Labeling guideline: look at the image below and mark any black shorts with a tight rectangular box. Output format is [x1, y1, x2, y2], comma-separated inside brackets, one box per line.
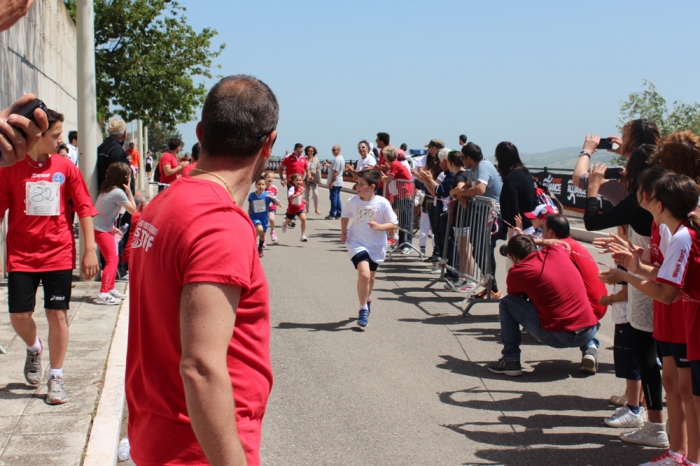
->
[146, 163, 153, 172]
[351, 251, 378, 272]
[286, 211, 305, 220]
[657, 341, 690, 368]
[8, 270, 73, 313]
[691, 361, 700, 396]
[614, 323, 641, 380]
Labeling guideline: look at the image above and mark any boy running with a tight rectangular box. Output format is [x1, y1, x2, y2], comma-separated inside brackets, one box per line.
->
[340, 170, 398, 328]
[282, 173, 308, 242]
[248, 176, 281, 258]
[0, 109, 99, 404]
[264, 171, 279, 243]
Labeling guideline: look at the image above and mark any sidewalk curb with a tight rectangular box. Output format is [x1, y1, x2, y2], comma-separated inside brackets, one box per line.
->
[83, 295, 129, 466]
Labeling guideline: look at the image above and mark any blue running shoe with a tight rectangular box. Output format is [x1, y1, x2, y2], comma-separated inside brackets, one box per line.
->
[357, 309, 369, 328]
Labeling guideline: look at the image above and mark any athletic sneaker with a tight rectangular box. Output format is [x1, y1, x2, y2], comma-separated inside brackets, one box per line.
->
[604, 405, 646, 428]
[258, 249, 264, 258]
[581, 345, 598, 374]
[639, 450, 686, 465]
[282, 223, 287, 233]
[621, 421, 670, 448]
[487, 358, 522, 377]
[46, 375, 67, 405]
[24, 337, 43, 385]
[300, 234, 308, 242]
[289, 221, 296, 228]
[96, 293, 121, 305]
[271, 231, 278, 243]
[471, 289, 502, 300]
[610, 393, 628, 406]
[387, 238, 397, 247]
[109, 289, 127, 299]
[325, 215, 335, 220]
[401, 247, 412, 255]
[357, 309, 369, 328]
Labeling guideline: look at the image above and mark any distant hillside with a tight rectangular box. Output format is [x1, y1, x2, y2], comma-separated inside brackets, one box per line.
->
[520, 147, 616, 169]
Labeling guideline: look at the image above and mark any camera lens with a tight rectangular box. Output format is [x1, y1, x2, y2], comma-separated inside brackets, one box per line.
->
[499, 244, 508, 257]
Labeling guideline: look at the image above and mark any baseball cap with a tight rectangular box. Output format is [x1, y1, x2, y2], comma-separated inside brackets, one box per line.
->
[424, 138, 445, 148]
[108, 118, 126, 134]
[524, 204, 558, 219]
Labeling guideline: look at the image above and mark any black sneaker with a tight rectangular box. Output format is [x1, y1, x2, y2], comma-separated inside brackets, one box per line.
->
[289, 221, 296, 228]
[424, 255, 440, 263]
[325, 215, 335, 220]
[581, 345, 598, 374]
[487, 358, 522, 376]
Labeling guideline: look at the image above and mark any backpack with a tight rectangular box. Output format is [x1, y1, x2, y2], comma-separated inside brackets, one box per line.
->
[153, 161, 161, 182]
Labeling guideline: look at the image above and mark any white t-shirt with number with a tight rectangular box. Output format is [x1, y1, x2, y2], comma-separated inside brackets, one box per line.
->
[342, 195, 398, 264]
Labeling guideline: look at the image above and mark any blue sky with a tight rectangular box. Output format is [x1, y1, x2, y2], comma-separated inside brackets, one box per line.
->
[176, 0, 700, 161]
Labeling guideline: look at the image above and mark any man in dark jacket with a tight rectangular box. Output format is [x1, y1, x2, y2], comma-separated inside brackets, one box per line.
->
[97, 118, 134, 193]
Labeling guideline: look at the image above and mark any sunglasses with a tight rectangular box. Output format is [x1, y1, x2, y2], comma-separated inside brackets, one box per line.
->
[358, 145, 367, 149]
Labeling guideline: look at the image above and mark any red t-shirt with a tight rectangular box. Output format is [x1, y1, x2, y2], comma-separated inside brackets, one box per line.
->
[286, 185, 305, 215]
[121, 209, 141, 264]
[562, 237, 608, 320]
[281, 155, 308, 181]
[650, 222, 687, 344]
[181, 161, 197, 177]
[0, 155, 97, 272]
[265, 185, 278, 212]
[506, 245, 597, 332]
[126, 176, 273, 466]
[386, 160, 414, 203]
[159, 152, 179, 183]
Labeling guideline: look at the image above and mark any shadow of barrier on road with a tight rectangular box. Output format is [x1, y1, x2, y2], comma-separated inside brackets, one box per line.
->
[276, 317, 359, 332]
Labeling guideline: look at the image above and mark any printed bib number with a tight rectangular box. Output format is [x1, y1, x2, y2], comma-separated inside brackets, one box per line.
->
[26, 181, 60, 216]
[252, 199, 266, 213]
[357, 206, 376, 224]
[293, 195, 302, 206]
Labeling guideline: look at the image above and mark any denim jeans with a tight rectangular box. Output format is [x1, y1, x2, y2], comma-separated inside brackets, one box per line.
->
[499, 294, 598, 361]
[329, 186, 342, 217]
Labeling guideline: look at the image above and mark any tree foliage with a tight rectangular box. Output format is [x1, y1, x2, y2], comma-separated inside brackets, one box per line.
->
[64, 0, 224, 129]
[614, 81, 700, 165]
[147, 124, 182, 154]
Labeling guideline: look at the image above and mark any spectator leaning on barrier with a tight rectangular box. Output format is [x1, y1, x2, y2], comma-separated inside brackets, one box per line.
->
[415, 139, 445, 262]
[0, 108, 99, 404]
[382, 146, 414, 254]
[325, 145, 345, 219]
[488, 235, 599, 377]
[126, 75, 277, 466]
[457, 142, 504, 298]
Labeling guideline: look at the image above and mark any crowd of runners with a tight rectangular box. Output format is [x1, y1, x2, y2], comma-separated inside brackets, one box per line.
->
[2, 75, 700, 466]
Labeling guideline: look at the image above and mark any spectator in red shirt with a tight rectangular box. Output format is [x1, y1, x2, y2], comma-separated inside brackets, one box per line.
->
[126, 75, 278, 466]
[278, 143, 311, 187]
[488, 235, 599, 377]
[539, 214, 609, 320]
[158, 137, 189, 190]
[381, 146, 414, 252]
[181, 142, 199, 176]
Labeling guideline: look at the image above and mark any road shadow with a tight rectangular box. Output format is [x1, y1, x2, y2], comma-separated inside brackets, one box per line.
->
[0, 382, 38, 400]
[398, 313, 499, 326]
[436, 355, 580, 383]
[276, 318, 357, 332]
[438, 387, 612, 412]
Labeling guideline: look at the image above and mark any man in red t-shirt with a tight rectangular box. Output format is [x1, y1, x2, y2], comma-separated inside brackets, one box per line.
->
[126, 75, 277, 466]
[0, 109, 99, 404]
[158, 137, 189, 189]
[488, 235, 599, 377]
[278, 143, 311, 186]
[540, 214, 608, 320]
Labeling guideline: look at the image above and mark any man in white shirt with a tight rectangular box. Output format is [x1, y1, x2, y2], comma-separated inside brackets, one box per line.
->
[67, 131, 78, 167]
[325, 145, 345, 219]
[345, 140, 376, 179]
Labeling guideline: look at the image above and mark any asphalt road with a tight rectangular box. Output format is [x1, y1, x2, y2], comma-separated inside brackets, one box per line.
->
[259, 183, 665, 466]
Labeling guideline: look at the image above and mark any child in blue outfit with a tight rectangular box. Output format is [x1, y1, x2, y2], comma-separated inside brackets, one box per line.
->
[248, 176, 281, 258]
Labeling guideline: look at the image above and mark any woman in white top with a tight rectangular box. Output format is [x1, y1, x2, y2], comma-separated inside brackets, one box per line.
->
[94, 162, 136, 305]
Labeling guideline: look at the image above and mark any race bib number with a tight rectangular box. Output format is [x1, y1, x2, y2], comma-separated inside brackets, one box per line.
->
[293, 195, 303, 206]
[26, 181, 61, 216]
[252, 199, 266, 213]
[357, 206, 376, 223]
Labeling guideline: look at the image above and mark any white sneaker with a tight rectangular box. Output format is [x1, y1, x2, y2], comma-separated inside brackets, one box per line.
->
[604, 405, 646, 428]
[401, 247, 412, 255]
[610, 393, 628, 406]
[96, 293, 121, 305]
[639, 450, 686, 466]
[621, 421, 670, 448]
[109, 289, 127, 299]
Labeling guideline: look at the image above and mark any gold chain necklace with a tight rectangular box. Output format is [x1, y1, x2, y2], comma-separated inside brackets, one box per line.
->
[192, 168, 236, 205]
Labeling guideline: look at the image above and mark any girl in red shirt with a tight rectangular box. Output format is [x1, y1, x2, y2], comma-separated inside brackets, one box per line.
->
[282, 174, 308, 242]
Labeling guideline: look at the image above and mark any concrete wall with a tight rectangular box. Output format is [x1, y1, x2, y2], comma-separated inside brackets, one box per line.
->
[0, 0, 78, 137]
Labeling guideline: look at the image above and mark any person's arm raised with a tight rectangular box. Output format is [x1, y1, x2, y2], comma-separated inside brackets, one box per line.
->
[573, 134, 600, 188]
[180, 283, 248, 466]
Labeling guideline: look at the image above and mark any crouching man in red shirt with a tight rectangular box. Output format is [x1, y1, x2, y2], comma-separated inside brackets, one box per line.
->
[488, 235, 599, 377]
[126, 75, 278, 466]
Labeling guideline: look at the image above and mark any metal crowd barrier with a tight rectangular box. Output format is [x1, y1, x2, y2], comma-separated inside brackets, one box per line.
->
[383, 179, 424, 258]
[427, 195, 501, 315]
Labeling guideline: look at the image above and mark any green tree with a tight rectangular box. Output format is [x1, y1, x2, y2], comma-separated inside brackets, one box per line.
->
[64, 0, 224, 128]
[614, 81, 700, 165]
[147, 124, 182, 154]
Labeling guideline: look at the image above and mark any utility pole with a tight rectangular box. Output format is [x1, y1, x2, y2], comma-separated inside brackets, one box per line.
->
[76, 0, 99, 280]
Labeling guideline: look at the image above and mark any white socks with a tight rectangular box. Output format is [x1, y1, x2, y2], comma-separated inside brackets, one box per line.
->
[27, 337, 42, 353]
[48, 368, 63, 378]
[360, 304, 368, 311]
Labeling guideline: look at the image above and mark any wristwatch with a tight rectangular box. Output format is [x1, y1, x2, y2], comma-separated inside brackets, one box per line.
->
[579, 150, 591, 158]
